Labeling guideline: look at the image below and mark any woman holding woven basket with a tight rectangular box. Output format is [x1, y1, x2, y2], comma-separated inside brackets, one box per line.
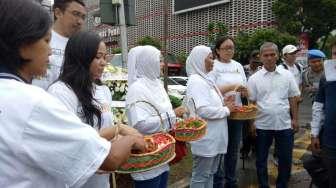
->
[209, 36, 248, 188]
[48, 31, 143, 188]
[185, 45, 236, 188]
[126, 45, 183, 188]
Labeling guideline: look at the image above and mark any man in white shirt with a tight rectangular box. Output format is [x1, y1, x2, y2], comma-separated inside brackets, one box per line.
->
[248, 42, 300, 188]
[280, 45, 303, 100]
[33, 0, 86, 89]
[280, 45, 302, 87]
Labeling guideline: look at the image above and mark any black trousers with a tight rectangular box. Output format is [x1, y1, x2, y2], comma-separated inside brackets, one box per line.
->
[303, 154, 329, 188]
[322, 146, 336, 188]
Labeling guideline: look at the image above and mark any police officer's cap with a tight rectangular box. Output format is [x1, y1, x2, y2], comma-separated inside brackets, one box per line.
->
[308, 49, 326, 59]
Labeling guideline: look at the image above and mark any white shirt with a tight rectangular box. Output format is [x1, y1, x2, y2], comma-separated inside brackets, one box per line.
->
[0, 78, 110, 188]
[126, 80, 175, 181]
[48, 81, 114, 188]
[209, 59, 247, 105]
[125, 46, 174, 181]
[32, 30, 68, 90]
[311, 102, 324, 137]
[247, 67, 300, 130]
[279, 62, 302, 86]
[187, 74, 230, 157]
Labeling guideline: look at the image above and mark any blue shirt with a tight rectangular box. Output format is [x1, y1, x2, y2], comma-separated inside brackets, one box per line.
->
[315, 77, 336, 149]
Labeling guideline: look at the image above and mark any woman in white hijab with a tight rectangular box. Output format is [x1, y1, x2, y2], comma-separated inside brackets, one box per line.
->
[126, 45, 176, 188]
[185, 45, 235, 188]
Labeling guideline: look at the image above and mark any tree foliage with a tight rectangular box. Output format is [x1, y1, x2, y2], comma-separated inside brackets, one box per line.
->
[235, 29, 297, 64]
[207, 22, 229, 47]
[176, 52, 188, 76]
[111, 47, 121, 54]
[273, 0, 336, 48]
[318, 34, 336, 57]
[137, 36, 162, 50]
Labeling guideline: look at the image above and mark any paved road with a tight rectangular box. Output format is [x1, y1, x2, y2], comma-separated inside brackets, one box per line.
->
[238, 94, 314, 188]
[169, 94, 315, 188]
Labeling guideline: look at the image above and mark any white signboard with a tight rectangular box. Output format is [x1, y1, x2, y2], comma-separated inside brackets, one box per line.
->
[324, 59, 336, 82]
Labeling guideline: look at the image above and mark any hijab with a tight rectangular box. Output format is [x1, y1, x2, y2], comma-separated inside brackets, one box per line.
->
[127, 46, 142, 86]
[126, 45, 173, 122]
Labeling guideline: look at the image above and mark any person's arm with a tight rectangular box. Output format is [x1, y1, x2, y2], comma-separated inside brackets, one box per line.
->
[197, 106, 231, 120]
[288, 73, 301, 132]
[289, 96, 299, 132]
[174, 106, 187, 118]
[247, 76, 258, 136]
[310, 77, 326, 152]
[99, 124, 142, 140]
[311, 102, 324, 137]
[21, 94, 146, 187]
[218, 84, 238, 94]
[298, 84, 303, 102]
[127, 106, 175, 134]
[100, 135, 145, 171]
[248, 100, 257, 137]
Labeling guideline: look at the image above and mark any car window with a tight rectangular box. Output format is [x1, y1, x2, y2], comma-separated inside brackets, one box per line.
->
[109, 54, 122, 67]
[173, 78, 187, 86]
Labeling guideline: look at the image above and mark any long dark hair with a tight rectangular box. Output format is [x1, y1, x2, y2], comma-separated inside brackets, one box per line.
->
[0, 0, 51, 73]
[59, 31, 102, 128]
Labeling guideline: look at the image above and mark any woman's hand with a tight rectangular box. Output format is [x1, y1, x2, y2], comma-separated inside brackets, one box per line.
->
[99, 124, 142, 140]
[174, 106, 187, 117]
[224, 95, 238, 112]
[131, 135, 147, 152]
[218, 84, 239, 94]
[235, 85, 249, 98]
[119, 124, 142, 137]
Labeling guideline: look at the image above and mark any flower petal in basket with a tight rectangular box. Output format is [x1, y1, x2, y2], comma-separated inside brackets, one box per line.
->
[229, 105, 258, 120]
[116, 133, 176, 173]
[173, 117, 207, 142]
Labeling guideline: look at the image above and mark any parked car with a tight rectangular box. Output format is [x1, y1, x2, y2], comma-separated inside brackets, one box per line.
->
[169, 76, 188, 86]
[163, 77, 187, 99]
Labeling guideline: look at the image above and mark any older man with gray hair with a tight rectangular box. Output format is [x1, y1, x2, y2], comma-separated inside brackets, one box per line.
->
[247, 42, 300, 188]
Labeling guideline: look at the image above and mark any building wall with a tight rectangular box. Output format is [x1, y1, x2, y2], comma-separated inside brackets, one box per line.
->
[87, 0, 276, 55]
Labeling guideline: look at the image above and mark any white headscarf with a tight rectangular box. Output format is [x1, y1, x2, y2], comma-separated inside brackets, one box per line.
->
[127, 46, 142, 86]
[126, 45, 173, 115]
[186, 45, 214, 85]
[185, 45, 224, 113]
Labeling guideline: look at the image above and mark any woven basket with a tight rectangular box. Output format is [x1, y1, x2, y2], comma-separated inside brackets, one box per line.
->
[229, 105, 258, 120]
[116, 100, 176, 173]
[172, 98, 207, 142]
[173, 117, 207, 142]
[116, 133, 176, 173]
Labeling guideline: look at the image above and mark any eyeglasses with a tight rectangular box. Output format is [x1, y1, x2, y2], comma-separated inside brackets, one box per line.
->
[66, 10, 86, 20]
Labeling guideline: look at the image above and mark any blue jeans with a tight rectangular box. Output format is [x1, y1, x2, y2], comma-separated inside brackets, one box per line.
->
[190, 154, 221, 188]
[255, 129, 294, 188]
[133, 171, 169, 188]
[214, 120, 243, 188]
